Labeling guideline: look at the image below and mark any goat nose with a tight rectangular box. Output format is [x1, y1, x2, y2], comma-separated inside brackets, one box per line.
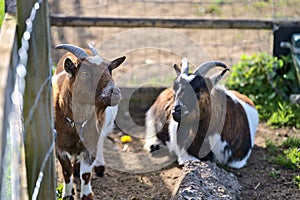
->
[172, 104, 181, 122]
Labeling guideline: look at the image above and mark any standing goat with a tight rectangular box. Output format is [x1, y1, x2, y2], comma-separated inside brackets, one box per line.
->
[53, 44, 125, 199]
[145, 58, 259, 168]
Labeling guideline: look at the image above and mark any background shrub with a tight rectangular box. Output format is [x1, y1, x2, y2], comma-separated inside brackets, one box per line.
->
[226, 53, 300, 128]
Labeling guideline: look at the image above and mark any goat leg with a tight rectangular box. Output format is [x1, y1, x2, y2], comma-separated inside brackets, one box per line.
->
[80, 154, 95, 200]
[57, 153, 74, 199]
[93, 134, 106, 177]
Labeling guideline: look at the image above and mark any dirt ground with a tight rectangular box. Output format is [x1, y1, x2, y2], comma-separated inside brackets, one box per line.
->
[56, 122, 300, 200]
[51, 1, 300, 199]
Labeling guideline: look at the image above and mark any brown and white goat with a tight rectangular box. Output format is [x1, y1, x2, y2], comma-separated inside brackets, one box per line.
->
[145, 58, 259, 168]
[53, 44, 125, 199]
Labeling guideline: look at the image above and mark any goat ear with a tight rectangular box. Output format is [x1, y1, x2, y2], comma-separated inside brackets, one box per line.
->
[210, 68, 230, 85]
[108, 56, 126, 71]
[173, 64, 181, 76]
[64, 58, 76, 77]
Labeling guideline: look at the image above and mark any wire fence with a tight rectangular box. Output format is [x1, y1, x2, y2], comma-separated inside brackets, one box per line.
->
[49, 0, 300, 86]
[1, 0, 300, 199]
[1, 0, 55, 199]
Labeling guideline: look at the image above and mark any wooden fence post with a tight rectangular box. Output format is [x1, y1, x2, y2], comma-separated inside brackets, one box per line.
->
[0, 13, 17, 199]
[17, 0, 55, 199]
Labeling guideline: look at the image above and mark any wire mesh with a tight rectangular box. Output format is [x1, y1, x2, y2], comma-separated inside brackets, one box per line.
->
[48, 0, 300, 87]
[1, 0, 55, 199]
[1, 0, 298, 199]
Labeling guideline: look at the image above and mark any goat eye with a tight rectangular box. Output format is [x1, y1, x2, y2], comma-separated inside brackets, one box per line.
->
[80, 71, 88, 76]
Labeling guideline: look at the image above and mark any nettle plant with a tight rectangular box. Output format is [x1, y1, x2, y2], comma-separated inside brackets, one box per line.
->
[226, 53, 300, 128]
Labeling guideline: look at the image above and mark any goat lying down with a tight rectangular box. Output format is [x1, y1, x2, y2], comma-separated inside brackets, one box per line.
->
[144, 59, 259, 168]
[53, 44, 125, 199]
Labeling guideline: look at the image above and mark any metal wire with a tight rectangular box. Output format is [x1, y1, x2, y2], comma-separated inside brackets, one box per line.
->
[6, 0, 56, 199]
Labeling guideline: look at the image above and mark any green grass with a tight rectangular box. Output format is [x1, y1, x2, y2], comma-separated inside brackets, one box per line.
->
[225, 53, 300, 128]
[267, 138, 300, 169]
[266, 138, 300, 187]
[0, 0, 4, 28]
[270, 167, 281, 179]
[56, 183, 63, 200]
[266, 140, 279, 155]
[282, 137, 300, 148]
[294, 175, 300, 189]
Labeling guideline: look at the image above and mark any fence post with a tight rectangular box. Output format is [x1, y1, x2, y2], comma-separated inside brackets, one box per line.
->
[0, 13, 17, 199]
[16, 0, 56, 199]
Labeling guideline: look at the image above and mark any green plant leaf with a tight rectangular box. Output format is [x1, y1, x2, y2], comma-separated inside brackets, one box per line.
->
[225, 52, 300, 128]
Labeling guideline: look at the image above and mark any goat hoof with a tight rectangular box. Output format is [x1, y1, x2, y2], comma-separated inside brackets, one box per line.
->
[73, 162, 80, 177]
[94, 165, 105, 177]
[63, 196, 74, 200]
[81, 193, 94, 200]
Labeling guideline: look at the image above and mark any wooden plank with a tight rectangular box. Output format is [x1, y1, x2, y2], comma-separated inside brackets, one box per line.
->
[17, 0, 56, 199]
[0, 13, 17, 196]
[50, 16, 300, 30]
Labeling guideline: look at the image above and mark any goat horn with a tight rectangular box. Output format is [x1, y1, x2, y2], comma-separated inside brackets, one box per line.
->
[88, 43, 99, 56]
[193, 61, 228, 76]
[210, 68, 230, 85]
[55, 44, 89, 59]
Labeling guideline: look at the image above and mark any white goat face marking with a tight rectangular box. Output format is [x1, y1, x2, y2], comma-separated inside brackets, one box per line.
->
[181, 57, 189, 74]
[87, 55, 103, 65]
[181, 74, 196, 83]
[172, 74, 200, 122]
[101, 82, 114, 98]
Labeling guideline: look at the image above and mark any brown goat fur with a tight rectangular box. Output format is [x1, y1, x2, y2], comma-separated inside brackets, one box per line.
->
[229, 90, 255, 107]
[145, 61, 258, 168]
[53, 44, 125, 199]
[147, 88, 174, 144]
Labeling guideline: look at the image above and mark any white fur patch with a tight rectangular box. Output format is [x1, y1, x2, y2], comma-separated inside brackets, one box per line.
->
[181, 57, 189, 74]
[63, 179, 73, 198]
[144, 109, 161, 151]
[101, 105, 118, 137]
[87, 55, 103, 65]
[181, 74, 196, 82]
[100, 82, 114, 99]
[228, 149, 252, 169]
[79, 160, 93, 197]
[94, 105, 118, 166]
[52, 70, 66, 84]
[61, 151, 73, 161]
[208, 133, 232, 165]
[167, 119, 199, 165]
